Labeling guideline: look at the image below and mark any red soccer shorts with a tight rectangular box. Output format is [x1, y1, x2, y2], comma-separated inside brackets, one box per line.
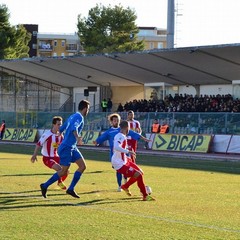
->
[117, 159, 142, 178]
[42, 156, 60, 169]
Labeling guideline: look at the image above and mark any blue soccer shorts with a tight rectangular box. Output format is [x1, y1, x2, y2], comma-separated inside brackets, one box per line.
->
[58, 145, 83, 166]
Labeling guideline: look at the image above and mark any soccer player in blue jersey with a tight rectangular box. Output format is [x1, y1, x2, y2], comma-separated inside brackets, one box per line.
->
[94, 113, 150, 191]
[40, 100, 90, 199]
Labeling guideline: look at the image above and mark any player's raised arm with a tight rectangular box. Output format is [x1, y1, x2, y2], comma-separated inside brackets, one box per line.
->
[128, 130, 151, 142]
[140, 135, 151, 142]
[94, 131, 108, 145]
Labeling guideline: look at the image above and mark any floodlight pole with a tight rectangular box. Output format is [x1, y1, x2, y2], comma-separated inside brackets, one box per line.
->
[167, 0, 175, 48]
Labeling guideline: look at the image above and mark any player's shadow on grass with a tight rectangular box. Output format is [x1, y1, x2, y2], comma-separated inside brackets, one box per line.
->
[0, 192, 66, 201]
[0, 195, 110, 210]
[0, 202, 75, 211]
[0, 190, 40, 195]
[85, 170, 104, 174]
[0, 190, 141, 210]
[1, 173, 53, 177]
[75, 197, 141, 206]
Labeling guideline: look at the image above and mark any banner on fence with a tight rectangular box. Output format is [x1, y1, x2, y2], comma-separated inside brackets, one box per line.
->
[2, 128, 37, 142]
[152, 134, 212, 153]
[81, 131, 99, 146]
[145, 133, 155, 149]
[227, 135, 240, 154]
[211, 135, 232, 153]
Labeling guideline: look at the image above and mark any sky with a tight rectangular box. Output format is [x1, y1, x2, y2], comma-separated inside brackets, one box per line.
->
[2, 0, 240, 47]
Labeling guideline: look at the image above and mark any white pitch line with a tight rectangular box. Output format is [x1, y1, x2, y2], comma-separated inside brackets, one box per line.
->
[75, 204, 240, 234]
[1, 191, 240, 234]
[44, 197, 240, 234]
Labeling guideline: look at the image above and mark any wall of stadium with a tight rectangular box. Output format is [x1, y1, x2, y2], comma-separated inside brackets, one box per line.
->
[0, 72, 63, 112]
[111, 86, 144, 104]
[144, 83, 234, 102]
[199, 84, 232, 96]
[178, 84, 233, 96]
[73, 87, 100, 111]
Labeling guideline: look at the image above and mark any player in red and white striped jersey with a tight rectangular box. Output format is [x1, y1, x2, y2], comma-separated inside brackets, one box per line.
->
[31, 116, 68, 190]
[127, 110, 142, 163]
[112, 120, 155, 201]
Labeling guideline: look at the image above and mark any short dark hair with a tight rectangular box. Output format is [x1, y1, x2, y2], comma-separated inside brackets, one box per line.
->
[78, 100, 90, 111]
[127, 110, 134, 115]
[119, 120, 129, 129]
[52, 116, 62, 124]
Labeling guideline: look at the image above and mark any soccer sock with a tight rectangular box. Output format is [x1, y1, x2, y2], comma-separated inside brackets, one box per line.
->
[123, 176, 137, 188]
[116, 172, 122, 187]
[68, 171, 82, 191]
[57, 175, 67, 183]
[43, 172, 60, 189]
[60, 174, 68, 182]
[137, 175, 147, 197]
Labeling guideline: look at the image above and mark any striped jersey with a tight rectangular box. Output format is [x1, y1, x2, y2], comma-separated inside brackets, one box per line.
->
[37, 130, 63, 157]
[128, 119, 141, 132]
[112, 132, 129, 170]
[127, 120, 141, 142]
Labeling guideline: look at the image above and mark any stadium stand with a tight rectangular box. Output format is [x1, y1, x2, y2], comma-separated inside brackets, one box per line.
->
[122, 94, 240, 113]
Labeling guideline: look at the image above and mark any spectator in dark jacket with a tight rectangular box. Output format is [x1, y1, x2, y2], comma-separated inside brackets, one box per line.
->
[107, 98, 113, 112]
[117, 103, 124, 112]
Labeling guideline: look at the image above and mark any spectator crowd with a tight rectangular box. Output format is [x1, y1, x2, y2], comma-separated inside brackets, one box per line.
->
[117, 94, 240, 113]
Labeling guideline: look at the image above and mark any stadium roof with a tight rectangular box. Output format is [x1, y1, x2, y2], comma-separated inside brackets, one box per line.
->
[0, 43, 240, 88]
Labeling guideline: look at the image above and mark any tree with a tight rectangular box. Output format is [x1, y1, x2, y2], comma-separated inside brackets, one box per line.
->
[0, 4, 30, 59]
[77, 4, 145, 54]
[6, 25, 31, 59]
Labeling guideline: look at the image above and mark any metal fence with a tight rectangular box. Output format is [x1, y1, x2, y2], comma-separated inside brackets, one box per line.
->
[1, 111, 240, 135]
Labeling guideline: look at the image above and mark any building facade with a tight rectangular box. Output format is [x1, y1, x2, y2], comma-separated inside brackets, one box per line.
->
[37, 33, 83, 57]
[23, 25, 166, 57]
[137, 27, 167, 50]
[23, 24, 38, 57]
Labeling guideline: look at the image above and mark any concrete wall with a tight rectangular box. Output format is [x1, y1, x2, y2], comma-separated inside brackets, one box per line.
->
[200, 84, 232, 96]
[178, 84, 233, 96]
[111, 86, 144, 106]
[60, 88, 71, 106]
[179, 85, 196, 95]
[73, 87, 100, 111]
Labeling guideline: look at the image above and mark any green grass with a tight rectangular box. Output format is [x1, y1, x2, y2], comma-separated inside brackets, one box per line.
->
[0, 144, 240, 240]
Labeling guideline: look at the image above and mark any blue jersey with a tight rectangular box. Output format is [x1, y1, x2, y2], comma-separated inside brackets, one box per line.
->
[60, 112, 84, 148]
[95, 127, 141, 159]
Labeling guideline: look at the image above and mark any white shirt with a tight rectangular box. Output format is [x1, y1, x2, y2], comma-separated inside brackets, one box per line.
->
[127, 119, 141, 140]
[111, 132, 129, 170]
[37, 130, 63, 157]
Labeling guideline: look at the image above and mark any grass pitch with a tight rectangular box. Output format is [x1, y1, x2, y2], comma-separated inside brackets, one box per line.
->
[0, 143, 240, 240]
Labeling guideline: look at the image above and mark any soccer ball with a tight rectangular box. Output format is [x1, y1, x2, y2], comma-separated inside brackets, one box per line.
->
[145, 185, 152, 195]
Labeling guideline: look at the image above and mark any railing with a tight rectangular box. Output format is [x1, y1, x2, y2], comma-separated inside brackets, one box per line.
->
[38, 44, 53, 51]
[66, 46, 78, 51]
[59, 96, 73, 112]
[0, 111, 240, 135]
